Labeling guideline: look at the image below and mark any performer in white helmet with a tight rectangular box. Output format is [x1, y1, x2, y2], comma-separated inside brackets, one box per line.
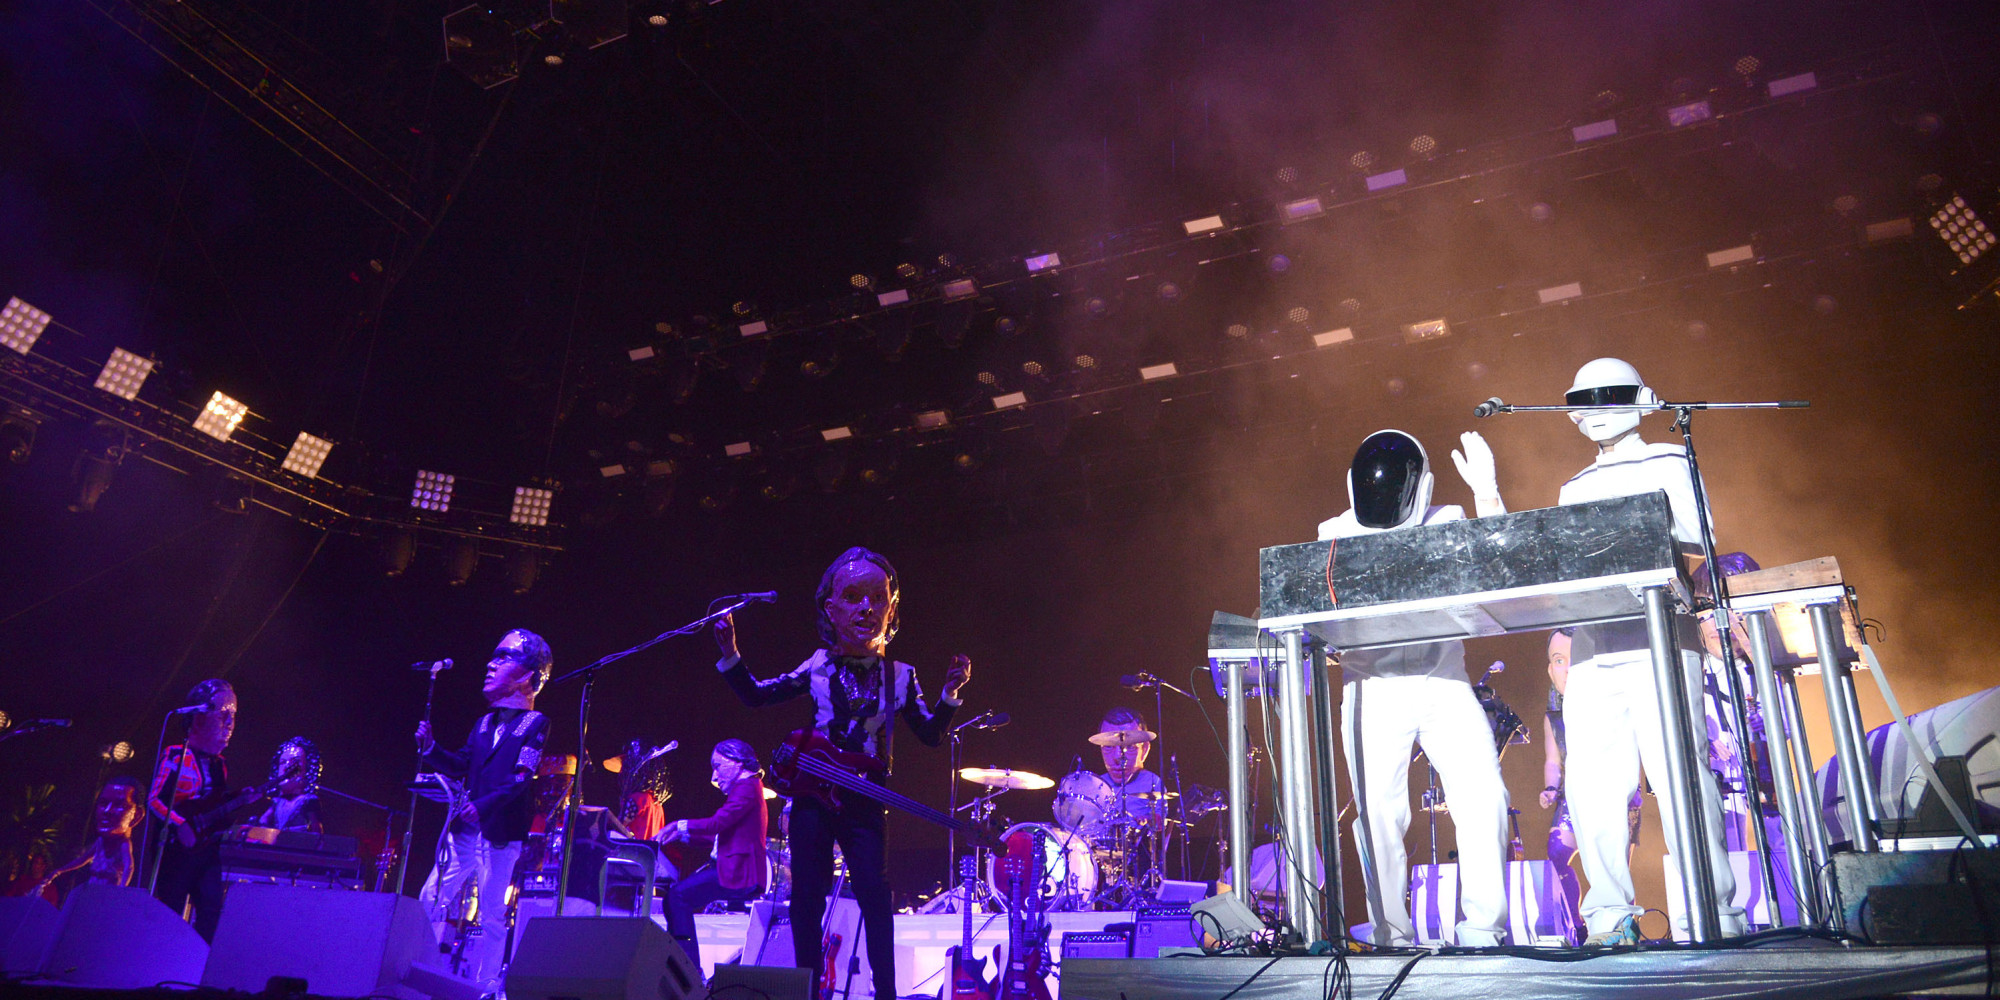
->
[1555, 357, 1746, 944]
[1319, 428, 1511, 947]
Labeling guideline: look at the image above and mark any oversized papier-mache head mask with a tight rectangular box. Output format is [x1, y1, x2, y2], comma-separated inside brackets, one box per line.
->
[1348, 429, 1434, 530]
[1566, 357, 1659, 444]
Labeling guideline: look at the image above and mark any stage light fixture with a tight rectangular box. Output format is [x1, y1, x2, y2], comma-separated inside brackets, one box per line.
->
[1706, 244, 1756, 268]
[756, 467, 799, 502]
[69, 424, 126, 513]
[599, 464, 628, 478]
[1667, 100, 1713, 127]
[1537, 282, 1583, 304]
[505, 549, 542, 594]
[1733, 55, 1762, 77]
[510, 486, 554, 526]
[1025, 252, 1062, 273]
[1021, 360, 1044, 376]
[723, 441, 755, 458]
[1930, 196, 1995, 265]
[1279, 197, 1324, 223]
[442, 5, 521, 89]
[0, 298, 52, 355]
[282, 432, 334, 479]
[1865, 218, 1914, 243]
[913, 409, 951, 432]
[0, 413, 34, 464]
[1408, 134, 1437, 156]
[821, 426, 854, 442]
[381, 532, 416, 577]
[991, 391, 1026, 410]
[738, 320, 769, 337]
[1074, 354, 1097, 369]
[1365, 169, 1408, 192]
[1266, 254, 1291, 273]
[976, 370, 999, 386]
[444, 537, 478, 586]
[628, 345, 657, 361]
[1285, 306, 1310, 324]
[94, 348, 155, 400]
[855, 445, 898, 486]
[1275, 166, 1299, 184]
[1156, 281, 1182, 301]
[1140, 363, 1178, 381]
[1768, 72, 1816, 98]
[412, 470, 455, 512]
[1401, 318, 1451, 343]
[849, 273, 875, 290]
[941, 278, 979, 302]
[1225, 323, 1250, 339]
[643, 461, 677, 517]
[102, 741, 134, 763]
[1183, 215, 1225, 235]
[1313, 328, 1355, 347]
[876, 289, 910, 307]
[192, 391, 249, 442]
[1348, 151, 1375, 170]
[1572, 119, 1617, 143]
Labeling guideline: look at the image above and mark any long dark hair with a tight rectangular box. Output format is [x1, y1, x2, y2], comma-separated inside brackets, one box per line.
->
[714, 738, 763, 776]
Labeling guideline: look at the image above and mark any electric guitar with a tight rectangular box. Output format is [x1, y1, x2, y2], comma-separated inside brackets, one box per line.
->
[768, 730, 1003, 849]
[943, 856, 993, 1000]
[994, 830, 1053, 1000]
[181, 754, 307, 842]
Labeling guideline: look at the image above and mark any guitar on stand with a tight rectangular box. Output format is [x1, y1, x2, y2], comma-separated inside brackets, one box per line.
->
[769, 730, 1003, 849]
[821, 867, 847, 1000]
[943, 856, 993, 1000]
[994, 830, 1053, 1000]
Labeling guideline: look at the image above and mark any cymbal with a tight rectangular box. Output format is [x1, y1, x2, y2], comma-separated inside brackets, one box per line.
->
[1122, 790, 1178, 800]
[958, 767, 1054, 790]
[1087, 729, 1157, 747]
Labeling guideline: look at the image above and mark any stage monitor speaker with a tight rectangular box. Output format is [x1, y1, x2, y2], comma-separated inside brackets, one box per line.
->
[505, 916, 703, 1000]
[201, 883, 436, 998]
[35, 884, 208, 989]
[742, 896, 864, 982]
[1131, 906, 1199, 958]
[705, 963, 811, 1000]
[0, 895, 59, 976]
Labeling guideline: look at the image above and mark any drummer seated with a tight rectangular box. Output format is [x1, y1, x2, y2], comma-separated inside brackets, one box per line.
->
[1096, 707, 1167, 830]
[659, 740, 769, 968]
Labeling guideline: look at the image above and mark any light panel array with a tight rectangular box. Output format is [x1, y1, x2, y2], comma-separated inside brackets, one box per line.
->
[1930, 196, 1995, 265]
[192, 391, 249, 442]
[509, 486, 553, 527]
[282, 432, 334, 478]
[95, 348, 156, 400]
[412, 470, 455, 512]
[0, 298, 52, 355]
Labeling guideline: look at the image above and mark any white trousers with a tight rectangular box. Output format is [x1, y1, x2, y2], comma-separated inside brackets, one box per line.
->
[424, 830, 524, 989]
[1564, 654, 1746, 936]
[1342, 675, 1510, 946]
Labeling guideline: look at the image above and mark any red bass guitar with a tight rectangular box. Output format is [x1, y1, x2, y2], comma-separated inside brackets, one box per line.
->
[943, 856, 993, 1000]
[768, 729, 1002, 849]
[993, 829, 1053, 1000]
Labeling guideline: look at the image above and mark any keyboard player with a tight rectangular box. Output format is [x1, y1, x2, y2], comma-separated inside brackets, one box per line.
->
[1320, 428, 1511, 947]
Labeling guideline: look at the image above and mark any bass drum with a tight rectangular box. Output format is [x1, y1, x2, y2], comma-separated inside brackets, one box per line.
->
[986, 822, 1096, 910]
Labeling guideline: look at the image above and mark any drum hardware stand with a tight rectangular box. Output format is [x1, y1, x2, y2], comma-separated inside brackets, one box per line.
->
[943, 710, 1006, 899]
[1478, 392, 1807, 941]
[547, 593, 770, 912]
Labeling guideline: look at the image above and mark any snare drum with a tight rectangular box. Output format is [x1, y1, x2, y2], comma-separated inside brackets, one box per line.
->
[1053, 771, 1113, 836]
[986, 822, 1097, 909]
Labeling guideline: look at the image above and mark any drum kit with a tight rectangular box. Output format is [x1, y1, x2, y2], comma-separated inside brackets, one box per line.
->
[942, 727, 1225, 911]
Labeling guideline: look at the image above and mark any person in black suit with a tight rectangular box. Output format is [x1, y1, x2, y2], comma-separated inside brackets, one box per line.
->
[415, 629, 552, 990]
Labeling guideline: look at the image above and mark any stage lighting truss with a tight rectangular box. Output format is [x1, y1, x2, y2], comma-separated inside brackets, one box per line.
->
[94, 348, 155, 400]
[0, 298, 52, 355]
[282, 432, 334, 479]
[412, 469, 455, 512]
[509, 485, 553, 527]
[192, 391, 250, 442]
[1930, 195, 1995, 266]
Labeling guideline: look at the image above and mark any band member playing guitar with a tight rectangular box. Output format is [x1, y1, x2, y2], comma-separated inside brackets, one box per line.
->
[148, 679, 241, 941]
[414, 629, 553, 992]
[714, 547, 971, 1000]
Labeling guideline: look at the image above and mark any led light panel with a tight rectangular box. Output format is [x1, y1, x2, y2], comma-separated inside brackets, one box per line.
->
[510, 486, 553, 527]
[0, 298, 52, 355]
[282, 432, 334, 478]
[192, 391, 249, 441]
[95, 348, 155, 400]
[412, 469, 455, 512]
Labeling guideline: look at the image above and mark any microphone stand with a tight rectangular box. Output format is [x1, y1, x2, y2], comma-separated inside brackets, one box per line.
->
[397, 665, 447, 895]
[1475, 393, 1806, 928]
[548, 595, 767, 910]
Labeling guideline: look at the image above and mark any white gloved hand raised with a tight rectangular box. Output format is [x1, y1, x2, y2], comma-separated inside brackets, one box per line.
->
[1450, 430, 1500, 500]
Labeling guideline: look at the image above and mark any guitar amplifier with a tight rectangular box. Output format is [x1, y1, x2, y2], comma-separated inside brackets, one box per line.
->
[1131, 906, 1199, 958]
[1059, 931, 1130, 960]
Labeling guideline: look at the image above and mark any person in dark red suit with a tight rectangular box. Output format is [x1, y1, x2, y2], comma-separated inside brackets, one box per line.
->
[659, 738, 769, 966]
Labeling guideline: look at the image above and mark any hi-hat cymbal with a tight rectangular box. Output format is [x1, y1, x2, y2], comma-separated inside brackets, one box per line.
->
[1122, 790, 1179, 800]
[1087, 728, 1157, 747]
[958, 767, 1055, 790]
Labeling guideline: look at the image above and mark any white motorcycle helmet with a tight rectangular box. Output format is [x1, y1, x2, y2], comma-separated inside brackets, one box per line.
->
[1348, 429, 1435, 530]
[1566, 358, 1658, 444]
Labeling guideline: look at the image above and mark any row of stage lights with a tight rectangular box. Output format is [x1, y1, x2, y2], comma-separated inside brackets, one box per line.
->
[1, 298, 565, 577]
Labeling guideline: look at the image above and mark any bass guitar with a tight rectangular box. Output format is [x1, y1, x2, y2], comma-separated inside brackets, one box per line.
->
[181, 753, 307, 842]
[768, 730, 1002, 849]
[943, 856, 993, 1000]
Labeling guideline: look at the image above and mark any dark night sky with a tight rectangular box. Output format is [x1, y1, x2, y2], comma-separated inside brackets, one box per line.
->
[4, 0, 1998, 918]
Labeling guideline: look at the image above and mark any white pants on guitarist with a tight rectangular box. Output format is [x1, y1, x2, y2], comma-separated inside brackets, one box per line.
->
[424, 831, 523, 990]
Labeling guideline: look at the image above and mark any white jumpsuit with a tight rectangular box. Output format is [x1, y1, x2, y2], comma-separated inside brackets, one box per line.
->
[1558, 441, 1746, 937]
[1320, 505, 1511, 946]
